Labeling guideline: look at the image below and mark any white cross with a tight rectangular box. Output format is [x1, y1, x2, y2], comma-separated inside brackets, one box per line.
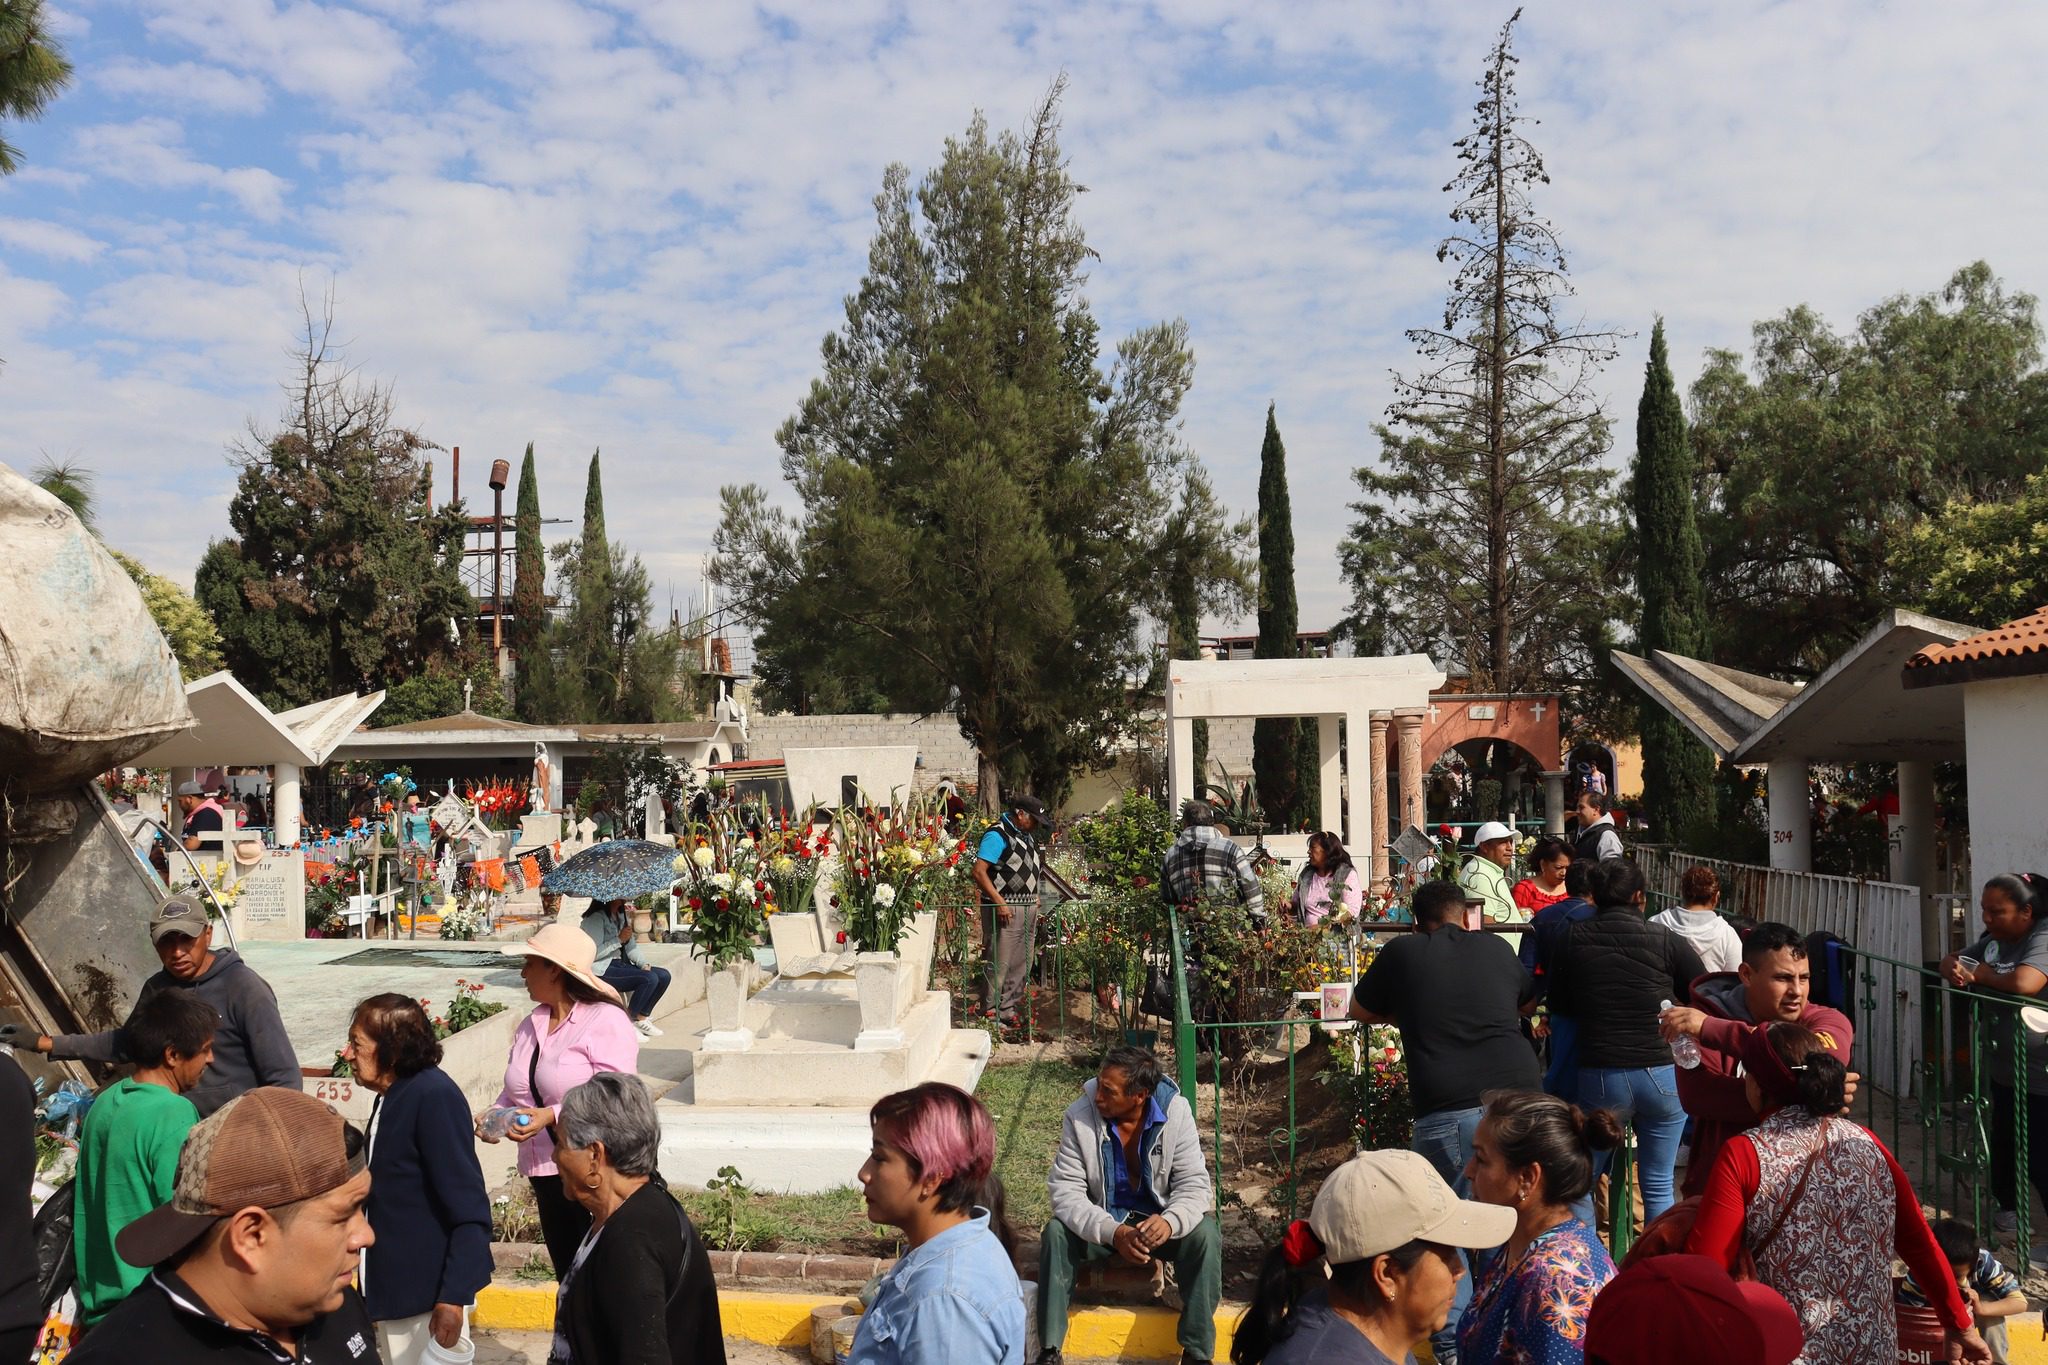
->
[1427, 703, 1440, 723]
[1528, 701, 1547, 721]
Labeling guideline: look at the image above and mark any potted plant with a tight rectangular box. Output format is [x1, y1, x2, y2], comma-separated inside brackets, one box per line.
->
[673, 835, 770, 1047]
[828, 802, 964, 1045]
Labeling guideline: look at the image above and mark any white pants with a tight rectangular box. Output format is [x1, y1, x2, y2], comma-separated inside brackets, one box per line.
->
[375, 1307, 473, 1365]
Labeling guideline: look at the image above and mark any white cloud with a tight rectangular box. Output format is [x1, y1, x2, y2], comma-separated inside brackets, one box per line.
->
[0, 217, 104, 263]
[136, 0, 413, 112]
[4, 0, 2046, 631]
[71, 118, 290, 220]
[96, 59, 270, 115]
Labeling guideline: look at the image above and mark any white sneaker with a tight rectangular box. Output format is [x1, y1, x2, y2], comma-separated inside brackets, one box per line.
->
[634, 1019, 663, 1038]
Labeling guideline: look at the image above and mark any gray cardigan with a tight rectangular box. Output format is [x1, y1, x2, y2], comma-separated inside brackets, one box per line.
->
[1048, 1077, 1211, 1245]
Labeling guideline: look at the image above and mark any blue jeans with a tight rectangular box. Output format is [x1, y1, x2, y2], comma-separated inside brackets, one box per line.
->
[602, 960, 671, 1019]
[1580, 1065, 1686, 1223]
[1413, 1105, 1488, 1363]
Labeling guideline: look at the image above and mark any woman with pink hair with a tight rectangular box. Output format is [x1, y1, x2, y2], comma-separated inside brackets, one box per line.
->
[852, 1083, 1026, 1365]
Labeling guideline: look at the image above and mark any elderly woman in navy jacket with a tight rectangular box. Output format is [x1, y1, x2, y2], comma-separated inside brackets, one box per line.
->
[343, 992, 495, 1365]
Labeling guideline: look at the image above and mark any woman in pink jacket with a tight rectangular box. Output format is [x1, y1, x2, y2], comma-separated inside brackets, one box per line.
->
[478, 921, 640, 1276]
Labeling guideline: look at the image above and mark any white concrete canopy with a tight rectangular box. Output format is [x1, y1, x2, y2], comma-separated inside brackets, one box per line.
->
[131, 672, 383, 769]
[128, 672, 385, 846]
[1165, 654, 1445, 883]
[1727, 610, 1976, 766]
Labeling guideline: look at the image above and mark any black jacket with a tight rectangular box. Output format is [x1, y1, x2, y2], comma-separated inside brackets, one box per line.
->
[69, 1270, 377, 1365]
[1546, 903, 1706, 1068]
[0, 1053, 37, 1335]
[360, 1066, 494, 1321]
[556, 1181, 724, 1365]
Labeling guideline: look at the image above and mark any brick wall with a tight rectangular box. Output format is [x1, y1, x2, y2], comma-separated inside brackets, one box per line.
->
[746, 713, 979, 788]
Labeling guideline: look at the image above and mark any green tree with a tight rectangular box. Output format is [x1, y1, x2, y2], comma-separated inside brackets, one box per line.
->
[715, 81, 1233, 807]
[194, 297, 475, 709]
[1893, 469, 2048, 626]
[570, 451, 615, 708]
[510, 443, 553, 720]
[108, 550, 224, 679]
[1338, 9, 1624, 701]
[1631, 319, 1714, 842]
[1250, 406, 1317, 830]
[29, 456, 94, 529]
[0, 0, 71, 176]
[374, 657, 509, 727]
[1690, 262, 2047, 674]
[1156, 468, 1254, 798]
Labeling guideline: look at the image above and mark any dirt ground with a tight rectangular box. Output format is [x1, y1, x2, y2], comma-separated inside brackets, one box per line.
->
[474, 1331, 804, 1364]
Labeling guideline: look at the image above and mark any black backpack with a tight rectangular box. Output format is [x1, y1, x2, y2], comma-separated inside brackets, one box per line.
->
[33, 1179, 75, 1313]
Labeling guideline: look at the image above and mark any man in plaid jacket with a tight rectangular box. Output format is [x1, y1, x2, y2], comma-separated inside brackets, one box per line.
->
[1159, 801, 1263, 920]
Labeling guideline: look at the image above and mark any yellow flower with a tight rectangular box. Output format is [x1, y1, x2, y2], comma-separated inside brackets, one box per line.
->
[692, 846, 717, 869]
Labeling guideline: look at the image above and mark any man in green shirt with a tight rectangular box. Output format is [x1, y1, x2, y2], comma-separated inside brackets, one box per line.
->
[73, 991, 218, 1324]
[1458, 820, 1523, 926]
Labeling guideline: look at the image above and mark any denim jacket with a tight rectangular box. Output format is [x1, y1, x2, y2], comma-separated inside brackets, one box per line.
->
[849, 1209, 1025, 1365]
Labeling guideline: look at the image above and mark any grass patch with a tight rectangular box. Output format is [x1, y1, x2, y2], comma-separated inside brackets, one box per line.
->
[672, 1182, 898, 1255]
[979, 1056, 1094, 1233]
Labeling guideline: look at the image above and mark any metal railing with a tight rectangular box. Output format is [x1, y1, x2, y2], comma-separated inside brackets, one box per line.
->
[1842, 946, 2042, 1257]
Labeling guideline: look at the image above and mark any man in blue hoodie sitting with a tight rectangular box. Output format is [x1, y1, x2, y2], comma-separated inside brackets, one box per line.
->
[5, 896, 300, 1116]
[1039, 1045, 1218, 1365]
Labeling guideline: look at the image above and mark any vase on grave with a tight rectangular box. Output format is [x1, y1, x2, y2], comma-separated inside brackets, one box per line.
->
[702, 960, 754, 1052]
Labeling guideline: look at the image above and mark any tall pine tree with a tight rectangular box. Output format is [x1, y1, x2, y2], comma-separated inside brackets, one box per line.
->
[1251, 406, 1317, 830]
[1339, 9, 1624, 706]
[1633, 319, 1713, 840]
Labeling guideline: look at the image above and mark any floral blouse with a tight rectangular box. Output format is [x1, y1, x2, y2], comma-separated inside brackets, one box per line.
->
[1456, 1217, 1614, 1365]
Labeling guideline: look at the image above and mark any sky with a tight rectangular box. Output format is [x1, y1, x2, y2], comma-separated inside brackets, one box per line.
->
[3, 0, 2046, 642]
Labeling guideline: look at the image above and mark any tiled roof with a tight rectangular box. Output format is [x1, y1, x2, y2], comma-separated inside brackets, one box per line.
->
[1904, 607, 2048, 687]
[372, 710, 543, 733]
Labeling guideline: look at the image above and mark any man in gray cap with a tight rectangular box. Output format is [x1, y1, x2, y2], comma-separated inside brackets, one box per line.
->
[0, 897, 300, 1115]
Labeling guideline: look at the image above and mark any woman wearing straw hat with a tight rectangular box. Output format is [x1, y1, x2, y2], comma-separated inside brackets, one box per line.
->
[1231, 1149, 1515, 1365]
[477, 922, 639, 1278]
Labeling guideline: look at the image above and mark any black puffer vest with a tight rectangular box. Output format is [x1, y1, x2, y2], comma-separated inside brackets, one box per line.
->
[1552, 904, 1704, 1068]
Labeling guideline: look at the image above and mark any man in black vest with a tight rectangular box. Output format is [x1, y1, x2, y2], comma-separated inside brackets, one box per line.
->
[973, 793, 1046, 1032]
[1574, 790, 1624, 861]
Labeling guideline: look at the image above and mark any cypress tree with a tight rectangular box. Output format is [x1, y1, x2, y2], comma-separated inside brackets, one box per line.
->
[1633, 319, 1713, 841]
[1252, 405, 1316, 829]
[509, 444, 550, 718]
[572, 449, 614, 712]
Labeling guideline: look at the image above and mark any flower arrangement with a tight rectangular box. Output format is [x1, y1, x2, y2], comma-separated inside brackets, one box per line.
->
[672, 819, 783, 969]
[438, 887, 492, 941]
[828, 800, 968, 954]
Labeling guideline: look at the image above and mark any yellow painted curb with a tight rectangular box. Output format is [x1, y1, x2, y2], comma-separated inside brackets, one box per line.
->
[2008, 1315, 2048, 1365]
[474, 1283, 1244, 1358]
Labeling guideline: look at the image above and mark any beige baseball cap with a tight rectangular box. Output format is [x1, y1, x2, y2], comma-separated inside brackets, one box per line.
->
[1311, 1149, 1515, 1263]
[149, 896, 211, 944]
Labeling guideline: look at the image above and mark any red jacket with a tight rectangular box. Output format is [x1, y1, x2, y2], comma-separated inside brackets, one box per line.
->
[1676, 971, 1854, 1197]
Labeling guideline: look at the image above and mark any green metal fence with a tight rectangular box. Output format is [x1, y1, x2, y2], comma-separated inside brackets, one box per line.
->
[1841, 946, 2040, 1257]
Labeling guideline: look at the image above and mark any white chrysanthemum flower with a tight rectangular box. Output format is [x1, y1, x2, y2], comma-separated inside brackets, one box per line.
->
[673, 853, 693, 875]
[692, 846, 716, 869]
[875, 884, 897, 908]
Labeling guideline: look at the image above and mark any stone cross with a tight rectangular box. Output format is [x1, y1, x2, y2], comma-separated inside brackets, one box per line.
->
[1427, 702, 1440, 723]
[1528, 700, 1547, 721]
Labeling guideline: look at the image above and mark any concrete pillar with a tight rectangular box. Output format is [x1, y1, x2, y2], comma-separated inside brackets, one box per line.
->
[1394, 708, 1427, 835]
[272, 763, 302, 847]
[1168, 717, 1195, 814]
[1368, 713, 1392, 893]
[1895, 759, 1940, 961]
[169, 766, 194, 835]
[1766, 758, 1812, 872]
[1542, 770, 1568, 835]
[1317, 714, 1343, 846]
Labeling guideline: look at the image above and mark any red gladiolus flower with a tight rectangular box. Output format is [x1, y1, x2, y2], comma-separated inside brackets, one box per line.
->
[836, 931, 847, 945]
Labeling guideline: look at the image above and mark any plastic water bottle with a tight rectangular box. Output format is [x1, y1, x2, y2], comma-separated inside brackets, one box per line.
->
[1662, 1000, 1702, 1069]
[479, 1107, 532, 1140]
